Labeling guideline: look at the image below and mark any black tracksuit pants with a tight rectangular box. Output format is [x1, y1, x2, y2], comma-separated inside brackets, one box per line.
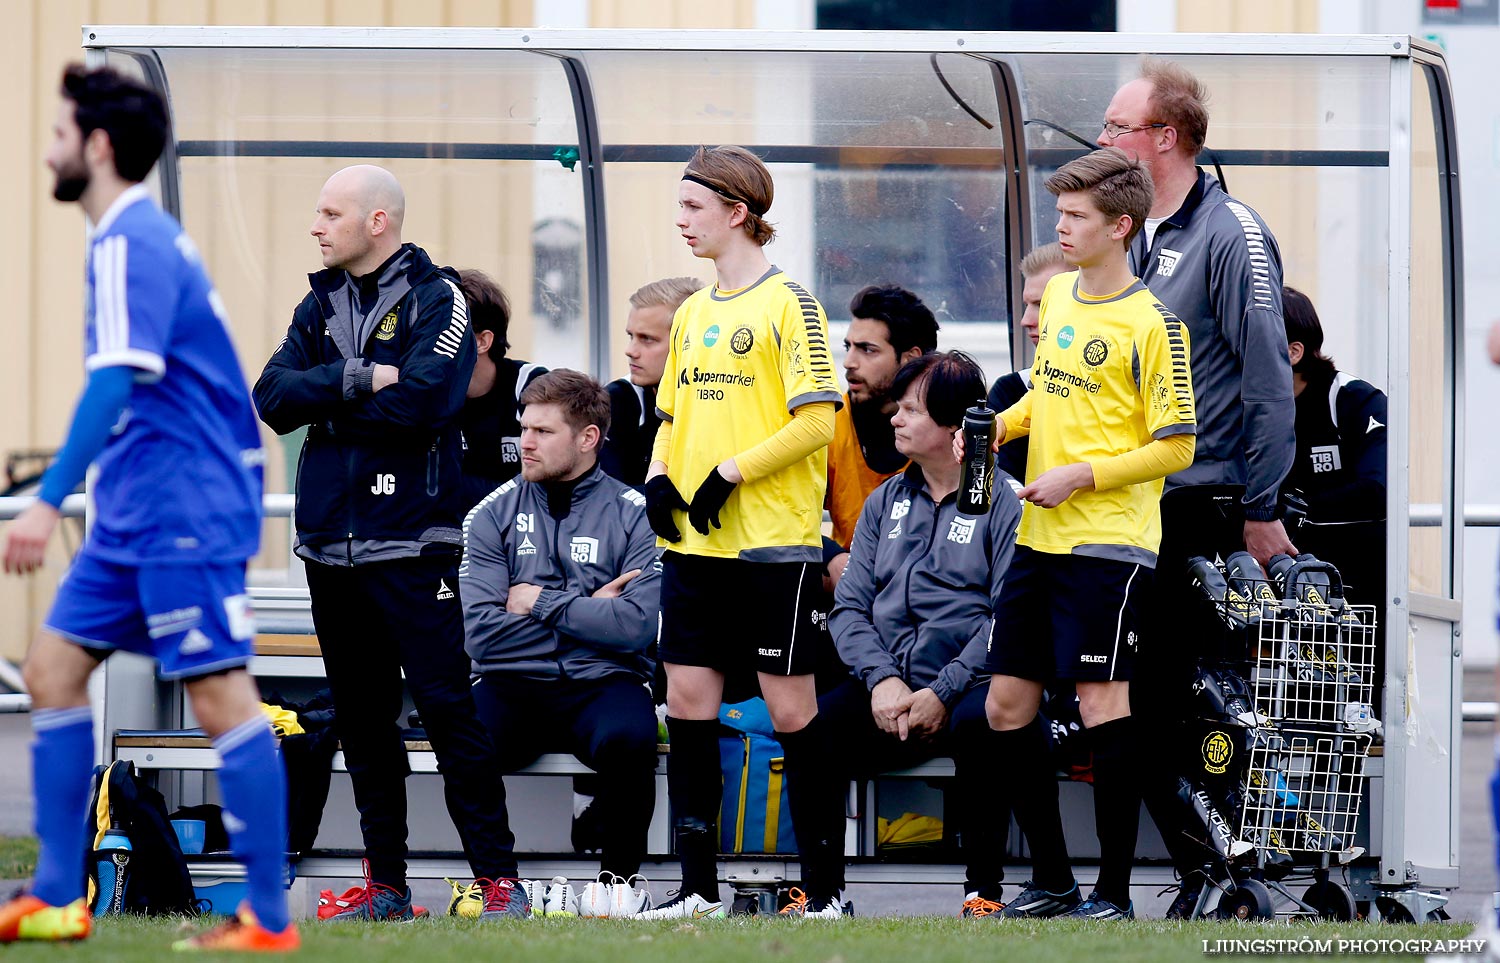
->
[1133, 486, 1247, 875]
[813, 677, 1009, 891]
[472, 673, 659, 878]
[306, 553, 517, 886]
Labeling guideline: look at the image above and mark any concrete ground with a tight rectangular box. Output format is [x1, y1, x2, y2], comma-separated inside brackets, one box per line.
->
[0, 673, 1494, 922]
[1455, 668, 1497, 925]
[0, 712, 33, 836]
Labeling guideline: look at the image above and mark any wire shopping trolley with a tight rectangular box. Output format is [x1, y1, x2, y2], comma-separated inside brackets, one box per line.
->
[1174, 553, 1379, 921]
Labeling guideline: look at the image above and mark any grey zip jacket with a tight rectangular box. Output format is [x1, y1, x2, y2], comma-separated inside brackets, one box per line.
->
[459, 465, 659, 681]
[829, 462, 1023, 707]
[1129, 170, 1294, 521]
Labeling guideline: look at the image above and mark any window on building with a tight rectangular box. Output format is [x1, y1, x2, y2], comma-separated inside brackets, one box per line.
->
[816, 0, 1116, 32]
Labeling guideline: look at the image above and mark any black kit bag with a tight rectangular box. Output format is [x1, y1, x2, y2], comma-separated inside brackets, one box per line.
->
[84, 759, 199, 916]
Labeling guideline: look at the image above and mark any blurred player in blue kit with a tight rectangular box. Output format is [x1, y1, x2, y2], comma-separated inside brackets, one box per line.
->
[0, 64, 295, 952]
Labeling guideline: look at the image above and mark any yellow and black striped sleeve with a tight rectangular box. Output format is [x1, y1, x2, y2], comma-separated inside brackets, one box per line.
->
[778, 280, 843, 413]
[1141, 302, 1196, 438]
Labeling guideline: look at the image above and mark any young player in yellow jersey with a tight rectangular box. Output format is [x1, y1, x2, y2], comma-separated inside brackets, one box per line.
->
[958, 146, 1196, 922]
[638, 146, 846, 920]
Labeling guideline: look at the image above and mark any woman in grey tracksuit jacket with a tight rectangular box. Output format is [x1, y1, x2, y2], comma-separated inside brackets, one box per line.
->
[831, 463, 1022, 704]
[820, 404, 1025, 906]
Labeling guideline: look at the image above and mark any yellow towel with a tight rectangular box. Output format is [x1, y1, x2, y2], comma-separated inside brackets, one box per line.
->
[877, 812, 944, 847]
[260, 703, 304, 736]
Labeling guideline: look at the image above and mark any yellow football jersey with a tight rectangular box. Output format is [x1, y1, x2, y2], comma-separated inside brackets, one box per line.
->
[1003, 273, 1196, 564]
[656, 267, 842, 560]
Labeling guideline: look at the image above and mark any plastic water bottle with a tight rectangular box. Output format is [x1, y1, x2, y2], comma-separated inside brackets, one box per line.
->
[93, 808, 132, 916]
[957, 401, 996, 515]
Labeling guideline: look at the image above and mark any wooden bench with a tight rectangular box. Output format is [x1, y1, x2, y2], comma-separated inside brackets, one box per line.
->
[114, 727, 677, 883]
[246, 634, 325, 679]
[252, 635, 322, 657]
[113, 730, 670, 776]
[112, 724, 1378, 912]
[176, 634, 1380, 897]
[113, 724, 981, 907]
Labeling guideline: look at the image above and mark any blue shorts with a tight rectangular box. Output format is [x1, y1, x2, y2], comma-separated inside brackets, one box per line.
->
[44, 550, 255, 680]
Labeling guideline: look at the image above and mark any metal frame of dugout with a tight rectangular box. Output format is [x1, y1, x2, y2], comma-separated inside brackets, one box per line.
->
[78, 27, 1463, 920]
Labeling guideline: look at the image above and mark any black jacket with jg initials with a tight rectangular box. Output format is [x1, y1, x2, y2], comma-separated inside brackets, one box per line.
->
[253, 243, 477, 563]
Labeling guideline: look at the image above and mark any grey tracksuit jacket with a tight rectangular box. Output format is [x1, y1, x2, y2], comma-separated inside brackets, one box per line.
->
[829, 462, 1023, 707]
[1129, 170, 1295, 520]
[459, 465, 659, 682]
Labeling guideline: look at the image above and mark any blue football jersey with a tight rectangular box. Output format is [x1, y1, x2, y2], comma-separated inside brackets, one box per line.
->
[83, 186, 264, 563]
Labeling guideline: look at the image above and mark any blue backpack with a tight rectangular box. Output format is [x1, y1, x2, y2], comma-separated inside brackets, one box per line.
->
[718, 698, 796, 854]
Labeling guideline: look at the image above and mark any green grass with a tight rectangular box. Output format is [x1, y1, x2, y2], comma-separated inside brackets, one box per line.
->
[0, 835, 38, 879]
[0, 915, 1469, 962]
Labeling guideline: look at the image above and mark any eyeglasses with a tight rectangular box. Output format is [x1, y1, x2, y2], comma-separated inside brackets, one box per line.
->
[1101, 121, 1166, 139]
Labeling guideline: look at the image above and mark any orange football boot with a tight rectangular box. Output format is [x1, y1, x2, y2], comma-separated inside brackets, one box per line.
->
[0, 893, 91, 942]
[172, 905, 300, 952]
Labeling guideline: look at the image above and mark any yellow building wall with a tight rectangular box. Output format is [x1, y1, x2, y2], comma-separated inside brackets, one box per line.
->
[1177, 0, 1319, 34]
[592, 0, 756, 28]
[1176, 0, 1321, 332]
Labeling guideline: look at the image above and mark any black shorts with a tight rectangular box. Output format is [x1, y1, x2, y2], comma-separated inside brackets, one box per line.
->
[658, 551, 826, 677]
[983, 545, 1147, 683]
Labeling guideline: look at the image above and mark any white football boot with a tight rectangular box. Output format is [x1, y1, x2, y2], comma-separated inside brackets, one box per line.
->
[637, 890, 725, 920]
[609, 874, 653, 919]
[518, 880, 546, 918]
[542, 876, 578, 917]
[577, 873, 620, 919]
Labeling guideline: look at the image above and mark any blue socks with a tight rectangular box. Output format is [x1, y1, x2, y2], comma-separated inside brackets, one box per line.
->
[1491, 738, 1500, 927]
[30, 707, 95, 907]
[214, 717, 290, 933]
[31, 706, 289, 931]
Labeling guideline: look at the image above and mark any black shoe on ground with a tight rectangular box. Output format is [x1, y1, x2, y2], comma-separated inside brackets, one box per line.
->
[1165, 878, 1202, 920]
[1000, 881, 1080, 918]
[1065, 891, 1135, 920]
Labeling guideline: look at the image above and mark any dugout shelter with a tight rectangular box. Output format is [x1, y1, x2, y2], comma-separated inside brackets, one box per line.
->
[79, 26, 1462, 919]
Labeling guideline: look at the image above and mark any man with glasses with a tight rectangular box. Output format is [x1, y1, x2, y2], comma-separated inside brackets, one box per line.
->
[1097, 58, 1296, 917]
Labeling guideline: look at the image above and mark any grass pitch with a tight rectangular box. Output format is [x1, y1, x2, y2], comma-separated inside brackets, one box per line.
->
[0, 835, 38, 879]
[0, 915, 1466, 962]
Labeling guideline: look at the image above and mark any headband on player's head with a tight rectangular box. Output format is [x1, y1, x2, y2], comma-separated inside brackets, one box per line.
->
[681, 170, 767, 218]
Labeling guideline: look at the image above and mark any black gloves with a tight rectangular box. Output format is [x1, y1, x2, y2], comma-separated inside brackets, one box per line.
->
[648, 469, 737, 539]
[645, 474, 689, 542]
[688, 468, 737, 536]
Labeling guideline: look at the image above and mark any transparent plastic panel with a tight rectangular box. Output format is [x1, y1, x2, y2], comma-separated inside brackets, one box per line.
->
[602, 162, 1012, 388]
[175, 154, 589, 498]
[1013, 53, 1392, 157]
[130, 45, 592, 500]
[600, 162, 716, 385]
[814, 164, 1010, 376]
[1408, 65, 1455, 599]
[1012, 53, 1393, 266]
[584, 50, 1008, 150]
[592, 50, 1013, 387]
[1006, 52, 1391, 396]
[152, 47, 579, 147]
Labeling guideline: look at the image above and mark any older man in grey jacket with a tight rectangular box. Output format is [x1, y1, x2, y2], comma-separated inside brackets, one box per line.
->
[1098, 59, 1296, 915]
[822, 350, 1023, 919]
[460, 369, 660, 890]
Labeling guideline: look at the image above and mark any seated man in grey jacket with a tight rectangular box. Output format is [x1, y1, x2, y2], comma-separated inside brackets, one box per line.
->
[460, 369, 661, 894]
[825, 350, 1023, 919]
